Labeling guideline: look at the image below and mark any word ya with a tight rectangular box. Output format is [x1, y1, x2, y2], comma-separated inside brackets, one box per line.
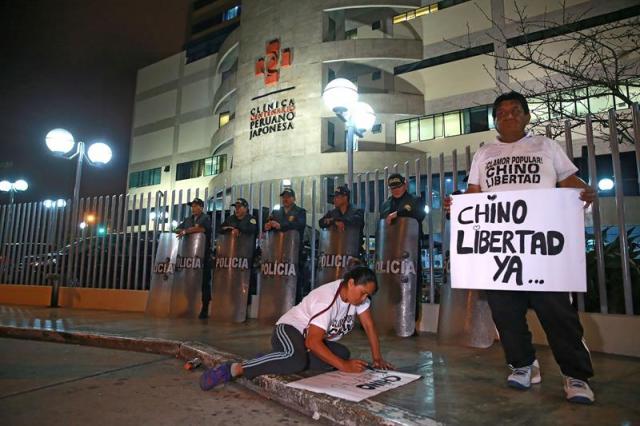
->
[375, 259, 416, 275]
[357, 375, 401, 390]
[319, 254, 354, 268]
[261, 261, 297, 276]
[215, 257, 250, 270]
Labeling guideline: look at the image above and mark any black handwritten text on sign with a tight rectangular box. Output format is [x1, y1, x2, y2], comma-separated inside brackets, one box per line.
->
[450, 188, 586, 292]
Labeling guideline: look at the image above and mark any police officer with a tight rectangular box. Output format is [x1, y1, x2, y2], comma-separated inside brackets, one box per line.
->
[319, 185, 364, 233]
[265, 187, 307, 301]
[221, 198, 258, 237]
[380, 173, 426, 318]
[264, 188, 306, 239]
[175, 198, 212, 319]
[380, 173, 426, 226]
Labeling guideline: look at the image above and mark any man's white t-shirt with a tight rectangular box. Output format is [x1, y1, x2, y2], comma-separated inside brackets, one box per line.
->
[468, 133, 578, 192]
[277, 280, 370, 341]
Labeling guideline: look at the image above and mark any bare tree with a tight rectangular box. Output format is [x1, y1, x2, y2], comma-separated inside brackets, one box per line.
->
[452, 1, 640, 142]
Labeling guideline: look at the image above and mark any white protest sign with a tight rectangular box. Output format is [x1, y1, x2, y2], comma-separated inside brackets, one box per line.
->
[451, 188, 586, 292]
[286, 369, 421, 402]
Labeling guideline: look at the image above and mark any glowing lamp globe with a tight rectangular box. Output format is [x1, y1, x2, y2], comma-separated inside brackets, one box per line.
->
[0, 180, 11, 192]
[46, 128, 75, 154]
[13, 180, 28, 191]
[350, 102, 376, 132]
[87, 142, 112, 164]
[323, 78, 358, 113]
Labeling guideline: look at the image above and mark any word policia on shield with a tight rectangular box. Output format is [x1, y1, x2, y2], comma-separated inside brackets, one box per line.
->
[450, 188, 586, 292]
[286, 369, 421, 402]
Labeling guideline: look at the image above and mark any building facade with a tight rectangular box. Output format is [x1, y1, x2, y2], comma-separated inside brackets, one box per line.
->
[127, 0, 639, 201]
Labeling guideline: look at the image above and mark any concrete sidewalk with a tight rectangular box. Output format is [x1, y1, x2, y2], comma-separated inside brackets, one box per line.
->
[0, 304, 638, 425]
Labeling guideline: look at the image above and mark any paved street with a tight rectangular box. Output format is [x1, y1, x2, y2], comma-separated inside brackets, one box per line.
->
[0, 338, 320, 426]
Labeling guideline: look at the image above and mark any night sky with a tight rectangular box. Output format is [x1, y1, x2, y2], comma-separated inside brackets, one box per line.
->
[0, 0, 190, 203]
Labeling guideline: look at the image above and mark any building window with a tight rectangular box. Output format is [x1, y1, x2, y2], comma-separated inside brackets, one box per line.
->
[345, 28, 357, 40]
[176, 155, 227, 181]
[371, 21, 381, 30]
[372, 123, 382, 134]
[328, 121, 336, 148]
[223, 6, 240, 22]
[129, 167, 161, 188]
[219, 111, 230, 127]
[372, 70, 381, 81]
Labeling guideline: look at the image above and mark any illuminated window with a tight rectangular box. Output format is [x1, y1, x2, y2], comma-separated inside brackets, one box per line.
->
[219, 111, 230, 127]
[129, 168, 161, 188]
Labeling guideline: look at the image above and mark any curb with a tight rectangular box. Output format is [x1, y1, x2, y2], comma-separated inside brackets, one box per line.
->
[0, 325, 439, 426]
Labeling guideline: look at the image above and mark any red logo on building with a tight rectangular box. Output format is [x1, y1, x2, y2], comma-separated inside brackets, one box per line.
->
[255, 39, 292, 86]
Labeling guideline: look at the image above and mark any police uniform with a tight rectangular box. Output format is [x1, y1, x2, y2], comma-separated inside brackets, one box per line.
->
[267, 188, 307, 302]
[319, 185, 365, 257]
[380, 176, 426, 225]
[380, 174, 425, 316]
[221, 198, 258, 236]
[175, 198, 212, 317]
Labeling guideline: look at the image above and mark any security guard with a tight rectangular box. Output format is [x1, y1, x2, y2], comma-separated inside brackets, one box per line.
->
[380, 173, 426, 226]
[319, 185, 364, 233]
[221, 198, 258, 237]
[265, 187, 307, 301]
[175, 198, 212, 319]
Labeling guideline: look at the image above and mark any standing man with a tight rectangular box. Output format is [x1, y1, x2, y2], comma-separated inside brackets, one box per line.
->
[380, 174, 426, 310]
[265, 187, 307, 301]
[221, 198, 258, 237]
[319, 185, 365, 258]
[380, 174, 426, 227]
[176, 198, 212, 319]
[448, 91, 596, 404]
[319, 185, 364, 233]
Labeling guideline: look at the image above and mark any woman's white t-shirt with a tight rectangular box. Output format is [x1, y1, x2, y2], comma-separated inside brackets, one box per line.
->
[468, 133, 578, 192]
[276, 280, 370, 341]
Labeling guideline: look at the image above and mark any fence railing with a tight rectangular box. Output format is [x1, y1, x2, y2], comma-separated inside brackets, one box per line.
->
[1, 107, 638, 315]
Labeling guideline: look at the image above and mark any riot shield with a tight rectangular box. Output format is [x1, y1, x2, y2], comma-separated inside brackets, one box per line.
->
[146, 232, 179, 317]
[438, 221, 496, 348]
[373, 217, 419, 337]
[211, 233, 255, 323]
[257, 230, 300, 323]
[169, 233, 206, 317]
[316, 226, 361, 285]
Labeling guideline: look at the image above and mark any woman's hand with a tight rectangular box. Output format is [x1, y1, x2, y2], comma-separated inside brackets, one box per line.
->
[340, 359, 368, 373]
[372, 358, 394, 370]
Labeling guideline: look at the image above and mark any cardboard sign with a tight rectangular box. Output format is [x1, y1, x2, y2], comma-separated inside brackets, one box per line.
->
[286, 369, 421, 402]
[451, 188, 586, 292]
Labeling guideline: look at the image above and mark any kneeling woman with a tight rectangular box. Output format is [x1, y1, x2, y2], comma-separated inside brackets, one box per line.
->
[200, 265, 393, 390]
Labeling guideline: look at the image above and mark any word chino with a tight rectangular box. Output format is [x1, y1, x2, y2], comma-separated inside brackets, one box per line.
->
[456, 198, 565, 286]
[484, 155, 543, 189]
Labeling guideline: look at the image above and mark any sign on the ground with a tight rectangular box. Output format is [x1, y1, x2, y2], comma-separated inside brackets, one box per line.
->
[450, 188, 586, 292]
[286, 369, 421, 402]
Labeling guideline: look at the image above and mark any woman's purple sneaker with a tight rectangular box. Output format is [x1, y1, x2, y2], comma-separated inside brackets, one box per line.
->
[199, 363, 232, 391]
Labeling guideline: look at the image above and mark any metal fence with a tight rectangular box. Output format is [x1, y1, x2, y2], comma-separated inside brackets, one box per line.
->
[1, 107, 638, 315]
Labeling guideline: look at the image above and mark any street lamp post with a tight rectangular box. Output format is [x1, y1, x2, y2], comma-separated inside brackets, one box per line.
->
[0, 179, 29, 204]
[322, 78, 376, 190]
[45, 128, 113, 210]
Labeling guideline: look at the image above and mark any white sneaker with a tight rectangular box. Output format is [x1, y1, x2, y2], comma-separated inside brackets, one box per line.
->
[507, 359, 542, 389]
[564, 376, 595, 405]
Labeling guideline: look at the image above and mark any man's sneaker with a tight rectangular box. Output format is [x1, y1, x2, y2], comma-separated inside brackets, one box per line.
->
[199, 363, 232, 391]
[507, 360, 542, 390]
[563, 376, 595, 405]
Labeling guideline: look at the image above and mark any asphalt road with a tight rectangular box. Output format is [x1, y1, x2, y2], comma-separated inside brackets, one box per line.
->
[0, 337, 322, 426]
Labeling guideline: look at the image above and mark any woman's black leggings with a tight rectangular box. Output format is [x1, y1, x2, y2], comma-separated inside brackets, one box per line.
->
[241, 323, 350, 379]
